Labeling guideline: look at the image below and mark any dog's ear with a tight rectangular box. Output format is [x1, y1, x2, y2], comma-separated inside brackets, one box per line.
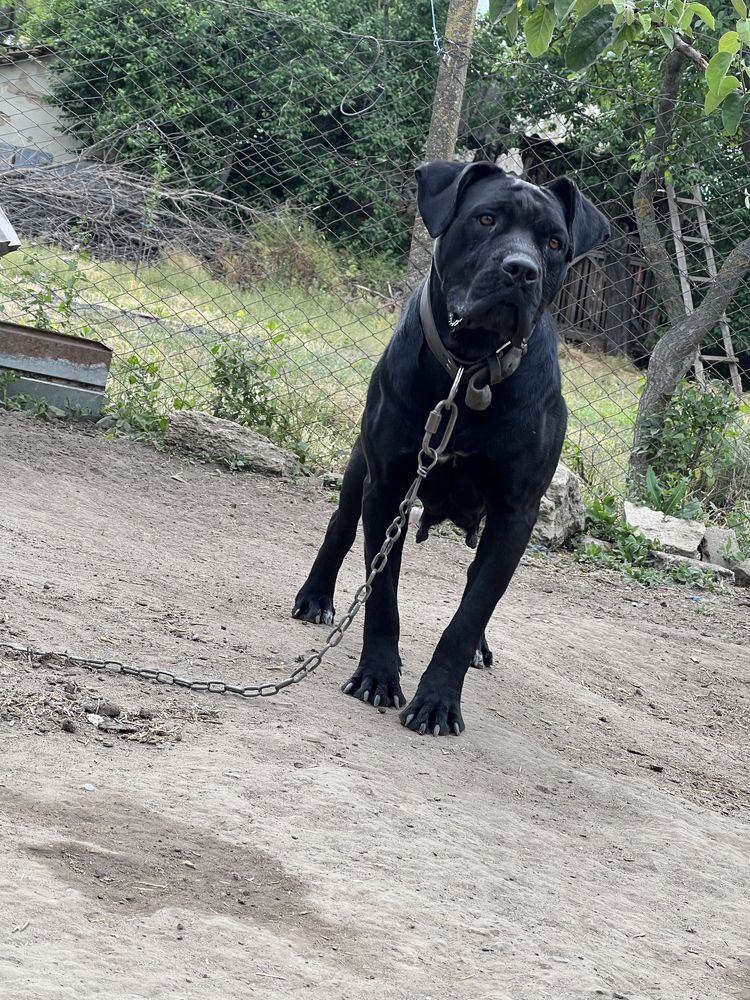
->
[546, 176, 610, 259]
[415, 160, 502, 238]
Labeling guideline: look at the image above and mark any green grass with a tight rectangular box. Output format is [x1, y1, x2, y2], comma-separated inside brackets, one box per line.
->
[560, 347, 643, 493]
[0, 242, 644, 478]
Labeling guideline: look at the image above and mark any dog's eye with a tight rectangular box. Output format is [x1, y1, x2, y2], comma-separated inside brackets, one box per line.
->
[478, 214, 495, 227]
[548, 237, 562, 251]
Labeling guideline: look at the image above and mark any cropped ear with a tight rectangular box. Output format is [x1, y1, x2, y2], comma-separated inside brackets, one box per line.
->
[546, 176, 610, 259]
[415, 160, 503, 238]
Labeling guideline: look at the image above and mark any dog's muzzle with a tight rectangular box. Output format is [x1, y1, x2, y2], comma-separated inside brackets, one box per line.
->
[420, 278, 530, 411]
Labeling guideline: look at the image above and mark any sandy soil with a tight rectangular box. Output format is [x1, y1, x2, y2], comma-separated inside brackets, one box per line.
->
[0, 409, 748, 1000]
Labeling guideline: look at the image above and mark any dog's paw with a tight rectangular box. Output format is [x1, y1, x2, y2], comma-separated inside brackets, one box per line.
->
[292, 592, 335, 626]
[400, 687, 465, 736]
[341, 663, 405, 709]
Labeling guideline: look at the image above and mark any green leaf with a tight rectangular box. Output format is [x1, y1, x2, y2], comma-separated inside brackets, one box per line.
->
[706, 50, 734, 94]
[638, 13, 652, 32]
[704, 75, 740, 113]
[737, 18, 750, 43]
[680, 2, 715, 29]
[506, 6, 520, 40]
[489, 0, 517, 19]
[554, 0, 575, 17]
[718, 30, 741, 53]
[525, 5, 557, 55]
[722, 90, 744, 132]
[732, 0, 748, 17]
[565, 7, 617, 70]
[612, 25, 629, 55]
[658, 25, 675, 48]
[574, 0, 599, 17]
[525, 0, 539, 12]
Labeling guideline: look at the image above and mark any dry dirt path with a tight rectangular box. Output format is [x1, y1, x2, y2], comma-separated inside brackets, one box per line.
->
[0, 411, 748, 1000]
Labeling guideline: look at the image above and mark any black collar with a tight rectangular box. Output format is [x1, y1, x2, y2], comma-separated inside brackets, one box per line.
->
[419, 274, 529, 411]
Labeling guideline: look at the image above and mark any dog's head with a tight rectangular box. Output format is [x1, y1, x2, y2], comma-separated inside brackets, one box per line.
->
[416, 160, 610, 354]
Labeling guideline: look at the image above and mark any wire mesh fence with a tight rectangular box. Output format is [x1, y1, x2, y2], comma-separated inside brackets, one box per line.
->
[0, 1, 747, 532]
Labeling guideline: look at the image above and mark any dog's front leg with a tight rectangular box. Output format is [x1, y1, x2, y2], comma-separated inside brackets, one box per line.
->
[400, 502, 537, 735]
[341, 471, 412, 710]
[293, 438, 367, 625]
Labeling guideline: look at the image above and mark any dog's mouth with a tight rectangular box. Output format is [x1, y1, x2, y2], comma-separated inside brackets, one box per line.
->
[447, 302, 522, 337]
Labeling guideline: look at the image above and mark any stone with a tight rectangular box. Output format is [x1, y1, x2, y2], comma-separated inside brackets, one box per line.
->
[576, 534, 614, 553]
[532, 463, 586, 549]
[165, 410, 298, 477]
[650, 550, 735, 585]
[700, 526, 741, 569]
[733, 560, 750, 587]
[623, 502, 706, 558]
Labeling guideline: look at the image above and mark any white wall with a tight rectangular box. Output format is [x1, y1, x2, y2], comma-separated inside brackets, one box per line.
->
[0, 55, 80, 160]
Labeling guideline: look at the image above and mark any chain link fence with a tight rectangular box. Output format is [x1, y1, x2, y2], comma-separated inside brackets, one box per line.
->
[0, 1, 747, 532]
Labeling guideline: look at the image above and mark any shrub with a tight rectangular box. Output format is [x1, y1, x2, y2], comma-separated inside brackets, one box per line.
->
[635, 380, 744, 513]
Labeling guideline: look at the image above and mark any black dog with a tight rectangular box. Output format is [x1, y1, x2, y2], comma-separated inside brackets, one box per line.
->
[293, 160, 609, 735]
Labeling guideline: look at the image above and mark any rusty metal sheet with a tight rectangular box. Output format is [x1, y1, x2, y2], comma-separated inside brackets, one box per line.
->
[0, 321, 112, 388]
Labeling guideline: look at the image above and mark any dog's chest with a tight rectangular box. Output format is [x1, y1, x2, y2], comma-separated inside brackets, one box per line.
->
[436, 450, 469, 465]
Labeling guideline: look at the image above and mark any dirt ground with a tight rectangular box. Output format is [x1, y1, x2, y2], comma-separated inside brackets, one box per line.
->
[0, 410, 748, 1000]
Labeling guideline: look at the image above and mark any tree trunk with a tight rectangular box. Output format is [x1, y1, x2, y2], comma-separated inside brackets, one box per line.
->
[628, 49, 750, 486]
[404, 0, 478, 294]
[632, 50, 685, 327]
[630, 236, 750, 481]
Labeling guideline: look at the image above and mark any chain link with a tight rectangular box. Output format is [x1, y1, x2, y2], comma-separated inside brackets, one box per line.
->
[0, 368, 465, 700]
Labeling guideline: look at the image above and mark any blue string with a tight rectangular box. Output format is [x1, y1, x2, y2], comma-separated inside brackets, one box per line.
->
[430, 0, 442, 55]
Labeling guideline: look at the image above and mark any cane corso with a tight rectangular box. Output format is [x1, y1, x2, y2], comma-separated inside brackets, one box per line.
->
[293, 160, 609, 735]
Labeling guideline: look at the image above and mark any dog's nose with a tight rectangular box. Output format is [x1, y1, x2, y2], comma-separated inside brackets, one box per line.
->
[501, 255, 539, 284]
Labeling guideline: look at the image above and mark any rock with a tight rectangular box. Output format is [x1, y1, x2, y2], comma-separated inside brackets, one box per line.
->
[532, 463, 586, 549]
[733, 560, 750, 587]
[700, 527, 741, 568]
[650, 551, 735, 585]
[623, 502, 705, 558]
[165, 410, 298, 477]
[576, 534, 614, 553]
[96, 414, 117, 430]
[97, 701, 121, 718]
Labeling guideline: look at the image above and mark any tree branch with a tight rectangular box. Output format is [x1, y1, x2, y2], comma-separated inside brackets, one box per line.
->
[669, 33, 750, 175]
[671, 32, 708, 71]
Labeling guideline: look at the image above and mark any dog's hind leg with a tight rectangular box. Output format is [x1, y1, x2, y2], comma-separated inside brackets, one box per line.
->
[292, 438, 366, 625]
[471, 633, 493, 669]
[461, 559, 494, 669]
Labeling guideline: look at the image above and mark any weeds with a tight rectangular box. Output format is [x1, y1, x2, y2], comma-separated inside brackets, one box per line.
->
[105, 354, 170, 435]
[575, 493, 719, 590]
[641, 466, 703, 520]
[635, 380, 747, 514]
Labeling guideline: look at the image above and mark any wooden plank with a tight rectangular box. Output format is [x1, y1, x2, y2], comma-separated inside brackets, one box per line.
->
[666, 184, 704, 387]
[692, 184, 742, 396]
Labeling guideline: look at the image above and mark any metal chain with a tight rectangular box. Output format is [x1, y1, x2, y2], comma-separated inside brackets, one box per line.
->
[0, 368, 465, 700]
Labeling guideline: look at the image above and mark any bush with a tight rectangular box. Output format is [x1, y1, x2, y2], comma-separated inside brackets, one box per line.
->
[28, 0, 447, 256]
[635, 380, 745, 513]
[210, 334, 285, 437]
